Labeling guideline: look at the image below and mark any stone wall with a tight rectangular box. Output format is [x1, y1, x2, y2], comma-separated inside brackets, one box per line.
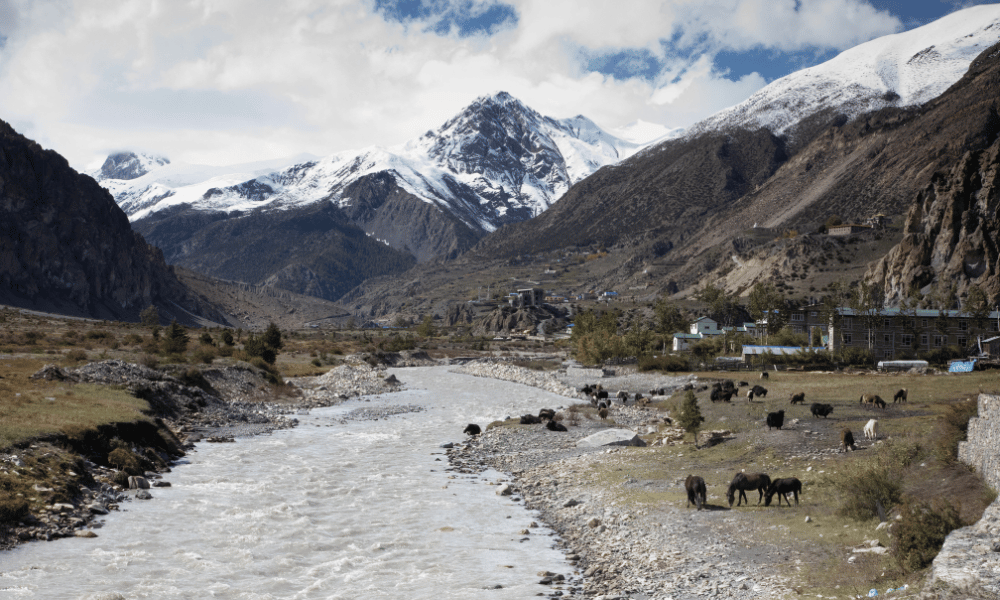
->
[958, 394, 1000, 490]
[932, 394, 1000, 591]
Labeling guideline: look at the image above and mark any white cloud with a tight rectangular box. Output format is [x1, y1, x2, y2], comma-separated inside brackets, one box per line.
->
[0, 0, 903, 170]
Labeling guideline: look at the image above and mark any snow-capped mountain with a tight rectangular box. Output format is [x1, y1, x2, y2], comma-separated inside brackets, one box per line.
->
[687, 4, 1000, 138]
[91, 151, 170, 181]
[106, 92, 642, 235]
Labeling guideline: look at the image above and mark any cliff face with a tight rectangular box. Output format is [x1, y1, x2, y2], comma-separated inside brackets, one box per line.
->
[0, 119, 223, 324]
[866, 137, 1000, 303]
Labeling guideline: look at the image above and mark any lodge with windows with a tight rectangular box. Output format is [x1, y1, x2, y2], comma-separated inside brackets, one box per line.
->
[788, 306, 1000, 359]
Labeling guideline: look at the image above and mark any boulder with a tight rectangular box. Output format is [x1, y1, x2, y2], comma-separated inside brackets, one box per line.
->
[135, 490, 153, 500]
[576, 429, 647, 448]
[496, 483, 513, 496]
[128, 476, 150, 490]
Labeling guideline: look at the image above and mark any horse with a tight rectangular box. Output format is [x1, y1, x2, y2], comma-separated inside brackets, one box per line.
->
[727, 472, 772, 507]
[764, 478, 802, 506]
[893, 388, 908, 403]
[685, 475, 707, 510]
[864, 419, 878, 441]
[860, 394, 886, 409]
[841, 428, 856, 452]
[790, 392, 805, 405]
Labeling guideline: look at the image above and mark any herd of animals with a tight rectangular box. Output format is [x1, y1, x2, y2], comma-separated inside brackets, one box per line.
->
[461, 372, 910, 511]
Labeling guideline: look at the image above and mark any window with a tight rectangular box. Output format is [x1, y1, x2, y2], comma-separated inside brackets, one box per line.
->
[843, 333, 853, 344]
[959, 320, 968, 331]
[883, 317, 892, 328]
[993, 321, 999, 332]
[792, 325, 803, 333]
[885, 350, 893, 358]
[934, 336, 945, 348]
[920, 334, 928, 346]
[791, 313, 804, 321]
[921, 318, 928, 328]
[883, 334, 891, 344]
[810, 311, 818, 317]
[901, 334, 913, 346]
[842, 317, 853, 329]
[958, 337, 967, 347]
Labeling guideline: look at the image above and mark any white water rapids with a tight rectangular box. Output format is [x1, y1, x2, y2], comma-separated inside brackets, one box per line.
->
[0, 367, 576, 599]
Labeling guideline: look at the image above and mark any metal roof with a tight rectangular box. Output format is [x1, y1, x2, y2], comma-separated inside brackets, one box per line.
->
[741, 345, 826, 356]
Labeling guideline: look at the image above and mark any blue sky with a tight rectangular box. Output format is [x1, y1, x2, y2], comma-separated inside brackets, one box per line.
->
[0, 0, 996, 169]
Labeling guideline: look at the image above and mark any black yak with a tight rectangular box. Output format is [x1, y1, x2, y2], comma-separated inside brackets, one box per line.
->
[766, 410, 785, 430]
[463, 423, 481, 436]
[810, 403, 834, 418]
[894, 388, 908, 403]
[546, 420, 568, 432]
[519, 414, 541, 425]
[751, 385, 768, 398]
[538, 408, 556, 421]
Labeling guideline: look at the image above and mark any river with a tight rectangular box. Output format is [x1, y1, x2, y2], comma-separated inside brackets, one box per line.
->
[0, 367, 576, 599]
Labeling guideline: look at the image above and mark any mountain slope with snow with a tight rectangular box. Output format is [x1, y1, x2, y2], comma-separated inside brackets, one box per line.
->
[687, 4, 1000, 138]
[105, 93, 641, 237]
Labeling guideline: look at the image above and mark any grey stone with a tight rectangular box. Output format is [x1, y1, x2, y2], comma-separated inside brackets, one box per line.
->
[576, 429, 647, 448]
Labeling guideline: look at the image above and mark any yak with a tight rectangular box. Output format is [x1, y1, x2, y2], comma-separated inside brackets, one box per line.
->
[463, 423, 482, 436]
[893, 388, 908, 403]
[810, 403, 834, 418]
[790, 392, 806, 405]
[766, 410, 785, 430]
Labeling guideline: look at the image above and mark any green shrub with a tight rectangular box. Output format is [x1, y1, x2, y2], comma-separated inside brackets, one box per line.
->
[638, 354, 690, 372]
[111, 470, 131, 487]
[65, 349, 87, 363]
[311, 358, 323, 367]
[933, 399, 978, 464]
[832, 443, 911, 520]
[0, 474, 30, 525]
[108, 447, 142, 476]
[85, 330, 112, 340]
[139, 353, 159, 369]
[193, 347, 216, 364]
[892, 498, 963, 572]
[123, 333, 143, 346]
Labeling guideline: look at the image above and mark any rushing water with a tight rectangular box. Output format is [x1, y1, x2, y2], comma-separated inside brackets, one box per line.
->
[0, 367, 575, 600]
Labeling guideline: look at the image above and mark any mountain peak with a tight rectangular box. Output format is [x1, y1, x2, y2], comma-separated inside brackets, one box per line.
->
[94, 151, 170, 181]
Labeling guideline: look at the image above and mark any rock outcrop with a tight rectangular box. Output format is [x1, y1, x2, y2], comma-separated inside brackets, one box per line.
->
[867, 136, 999, 304]
[0, 119, 224, 323]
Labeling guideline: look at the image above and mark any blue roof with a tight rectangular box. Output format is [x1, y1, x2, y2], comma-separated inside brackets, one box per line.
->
[742, 345, 826, 355]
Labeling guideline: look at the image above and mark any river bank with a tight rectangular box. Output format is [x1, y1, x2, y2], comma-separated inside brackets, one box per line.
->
[0, 357, 404, 552]
[449, 362, 795, 599]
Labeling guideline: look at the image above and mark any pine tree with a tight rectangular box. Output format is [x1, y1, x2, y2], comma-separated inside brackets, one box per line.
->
[676, 390, 705, 446]
[140, 305, 160, 327]
[262, 322, 283, 351]
[162, 320, 189, 355]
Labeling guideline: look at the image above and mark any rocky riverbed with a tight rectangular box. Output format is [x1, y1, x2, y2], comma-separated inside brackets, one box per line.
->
[445, 361, 796, 599]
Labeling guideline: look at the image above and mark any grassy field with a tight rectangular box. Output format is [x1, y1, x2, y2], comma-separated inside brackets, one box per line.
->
[572, 369, 998, 595]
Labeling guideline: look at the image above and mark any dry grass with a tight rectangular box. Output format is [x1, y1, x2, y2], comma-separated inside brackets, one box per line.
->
[579, 368, 997, 595]
[0, 357, 150, 450]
